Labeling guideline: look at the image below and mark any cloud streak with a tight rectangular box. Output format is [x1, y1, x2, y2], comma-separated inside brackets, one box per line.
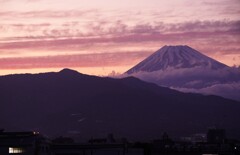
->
[0, 10, 97, 18]
[0, 51, 150, 69]
[1, 20, 239, 47]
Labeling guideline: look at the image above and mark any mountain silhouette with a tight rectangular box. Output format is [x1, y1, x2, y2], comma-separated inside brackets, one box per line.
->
[1, 69, 240, 141]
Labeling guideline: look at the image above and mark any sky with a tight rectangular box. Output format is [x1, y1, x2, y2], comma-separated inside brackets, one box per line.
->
[0, 0, 240, 76]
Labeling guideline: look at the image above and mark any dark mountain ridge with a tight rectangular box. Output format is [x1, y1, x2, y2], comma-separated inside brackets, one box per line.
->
[1, 69, 240, 141]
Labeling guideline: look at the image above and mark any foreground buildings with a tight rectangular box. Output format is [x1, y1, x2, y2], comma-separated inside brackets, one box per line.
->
[0, 131, 50, 155]
[0, 129, 239, 155]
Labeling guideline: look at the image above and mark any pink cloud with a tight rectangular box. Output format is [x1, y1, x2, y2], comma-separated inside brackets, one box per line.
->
[0, 19, 239, 68]
[0, 27, 239, 50]
[0, 10, 97, 18]
[0, 51, 150, 69]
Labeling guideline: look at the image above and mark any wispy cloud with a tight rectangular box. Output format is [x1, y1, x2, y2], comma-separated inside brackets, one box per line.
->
[0, 10, 97, 19]
[1, 20, 239, 48]
[0, 51, 150, 69]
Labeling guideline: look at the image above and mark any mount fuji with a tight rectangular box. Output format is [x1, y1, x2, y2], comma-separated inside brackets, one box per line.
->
[125, 45, 240, 101]
[126, 45, 227, 73]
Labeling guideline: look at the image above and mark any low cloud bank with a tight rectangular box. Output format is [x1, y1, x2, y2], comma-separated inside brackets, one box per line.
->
[173, 82, 240, 101]
[122, 67, 240, 101]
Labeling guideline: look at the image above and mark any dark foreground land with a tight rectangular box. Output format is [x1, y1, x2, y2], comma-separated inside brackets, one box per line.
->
[0, 130, 240, 155]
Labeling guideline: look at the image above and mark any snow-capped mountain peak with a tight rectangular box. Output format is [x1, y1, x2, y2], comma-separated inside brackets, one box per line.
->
[126, 45, 227, 74]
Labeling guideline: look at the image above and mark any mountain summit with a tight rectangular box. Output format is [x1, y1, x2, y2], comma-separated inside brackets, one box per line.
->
[126, 45, 227, 74]
[125, 45, 240, 101]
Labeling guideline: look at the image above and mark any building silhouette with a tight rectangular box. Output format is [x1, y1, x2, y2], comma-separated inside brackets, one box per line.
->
[0, 130, 50, 155]
[207, 128, 226, 143]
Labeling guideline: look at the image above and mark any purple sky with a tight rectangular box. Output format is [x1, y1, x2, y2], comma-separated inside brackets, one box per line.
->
[0, 0, 240, 75]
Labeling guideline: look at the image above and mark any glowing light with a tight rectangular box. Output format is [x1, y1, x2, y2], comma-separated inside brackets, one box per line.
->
[9, 147, 24, 154]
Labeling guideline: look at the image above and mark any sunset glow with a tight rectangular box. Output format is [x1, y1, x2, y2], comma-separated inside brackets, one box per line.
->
[0, 0, 240, 75]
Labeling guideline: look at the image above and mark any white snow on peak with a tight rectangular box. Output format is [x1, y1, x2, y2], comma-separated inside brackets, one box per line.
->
[126, 45, 227, 74]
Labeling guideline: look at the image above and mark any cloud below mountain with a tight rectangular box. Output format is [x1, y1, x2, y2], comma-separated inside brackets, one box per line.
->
[123, 67, 240, 101]
[174, 82, 240, 101]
